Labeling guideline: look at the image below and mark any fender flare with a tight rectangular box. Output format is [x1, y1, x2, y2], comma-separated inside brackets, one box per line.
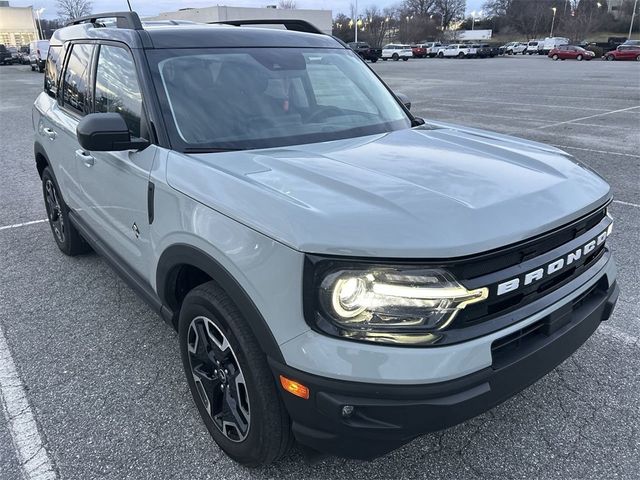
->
[34, 141, 50, 177]
[156, 244, 284, 362]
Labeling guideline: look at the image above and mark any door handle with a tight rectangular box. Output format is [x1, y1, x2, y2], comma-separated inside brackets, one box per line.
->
[43, 127, 57, 140]
[75, 149, 94, 167]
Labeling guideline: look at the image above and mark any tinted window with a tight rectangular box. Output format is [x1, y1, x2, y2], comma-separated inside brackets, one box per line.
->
[62, 43, 93, 116]
[44, 46, 61, 98]
[95, 45, 143, 138]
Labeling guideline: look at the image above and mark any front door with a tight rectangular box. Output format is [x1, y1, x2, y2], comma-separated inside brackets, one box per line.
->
[73, 43, 156, 279]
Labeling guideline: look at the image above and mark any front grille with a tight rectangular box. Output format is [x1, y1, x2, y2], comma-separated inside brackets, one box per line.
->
[490, 277, 608, 368]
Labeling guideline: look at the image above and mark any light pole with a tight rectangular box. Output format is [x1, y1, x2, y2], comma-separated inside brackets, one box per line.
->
[550, 7, 557, 37]
[471, 11, 476, 30]
[354, 0, 358, 42]
[35, 8, 45, 40]
[630, 0, 639, 39]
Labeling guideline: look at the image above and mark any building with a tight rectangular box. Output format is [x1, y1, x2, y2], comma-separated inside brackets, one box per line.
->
[145, 5, 332, 35]
[0, 4, 39, 46]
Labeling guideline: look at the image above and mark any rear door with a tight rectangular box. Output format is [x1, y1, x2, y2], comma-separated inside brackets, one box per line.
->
[45, 42, 95, 210]
[73, 43, 156, 278]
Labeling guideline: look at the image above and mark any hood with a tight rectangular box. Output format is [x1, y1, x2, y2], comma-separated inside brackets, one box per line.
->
[166, 126, 611, 258]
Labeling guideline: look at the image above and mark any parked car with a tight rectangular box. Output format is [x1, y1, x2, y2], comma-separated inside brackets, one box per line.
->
[423, 41, 443, 57]
[29, 39, 49, 72]
[381, 44, 413, 61]
[621, 39, 640, 46]
[603, 44, 640, 61]
[548, 45, 596, 61]
[347, 41, 381, 63]
[34, 10, 619, 468]
[525, 40, 543, 54]
[441, 44, 477, 58]
[474, 43, 499, 58]
[541, 36, 570, 54]
[0, 44, 12, 65]
[18, 45, 30, 64]
[506, 42, 528, 54]
[411, 44, 428, 58]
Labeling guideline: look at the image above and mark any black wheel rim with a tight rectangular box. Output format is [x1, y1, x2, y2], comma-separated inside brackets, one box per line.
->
[187, 316, 250, 442]
[45, 179, 65, 243]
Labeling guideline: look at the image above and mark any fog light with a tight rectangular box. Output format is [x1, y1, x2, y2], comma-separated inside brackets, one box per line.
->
[342, 405, 354, 417]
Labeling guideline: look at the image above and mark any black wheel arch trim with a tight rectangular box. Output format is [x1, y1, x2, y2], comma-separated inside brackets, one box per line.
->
[156, 244, 284, 362]
[34, 141, 50, 178]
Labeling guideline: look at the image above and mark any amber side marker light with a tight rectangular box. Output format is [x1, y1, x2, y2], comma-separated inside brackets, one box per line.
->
[279, 375, 310, 400]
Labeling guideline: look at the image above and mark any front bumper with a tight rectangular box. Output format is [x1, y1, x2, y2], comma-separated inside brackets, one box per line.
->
[270, 276, 619, 460]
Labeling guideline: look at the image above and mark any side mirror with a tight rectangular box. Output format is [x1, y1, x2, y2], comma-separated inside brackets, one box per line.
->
[76, 113, 149, 152]
[396, 92, 411, 111]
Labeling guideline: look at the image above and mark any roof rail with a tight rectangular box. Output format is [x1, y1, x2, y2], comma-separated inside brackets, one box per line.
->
[66, 11, 143, 30]
[210, 19, 323, 35]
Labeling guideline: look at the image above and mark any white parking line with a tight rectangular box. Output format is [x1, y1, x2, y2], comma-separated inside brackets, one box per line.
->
[0, 219, 47, 231]
[552, 144, 640, 159]
[536, 105, 640, 130]
[613, 199, 640, 208]
[0, 328, 57, 480]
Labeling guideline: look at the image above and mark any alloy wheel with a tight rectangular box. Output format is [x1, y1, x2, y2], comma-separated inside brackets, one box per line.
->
[45, 179, 65, 243]
[187, 316, 251, 442]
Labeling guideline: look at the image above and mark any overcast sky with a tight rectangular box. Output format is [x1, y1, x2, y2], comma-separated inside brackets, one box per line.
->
[11, 0, 485, 20]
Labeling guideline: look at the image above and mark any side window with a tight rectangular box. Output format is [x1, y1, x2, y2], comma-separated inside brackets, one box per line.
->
[62, 43, 94, 116]
[94, 45, 143, 138]
[44, 46, 61, 98]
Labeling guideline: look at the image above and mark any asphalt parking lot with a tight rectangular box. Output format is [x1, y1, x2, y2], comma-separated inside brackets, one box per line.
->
[0, 55, 639, 480]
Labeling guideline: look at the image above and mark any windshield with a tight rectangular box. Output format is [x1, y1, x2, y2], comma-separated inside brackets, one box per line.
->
[149, 48, 411, 151]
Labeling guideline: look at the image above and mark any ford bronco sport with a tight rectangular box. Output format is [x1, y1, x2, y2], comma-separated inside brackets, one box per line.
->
[33, 12, 619, 467]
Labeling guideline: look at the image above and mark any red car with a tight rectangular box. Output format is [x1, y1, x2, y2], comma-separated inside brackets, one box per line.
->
[411, 44, 427, 58]
[548, 45, 595, 61]
[604, 45, 640, 61]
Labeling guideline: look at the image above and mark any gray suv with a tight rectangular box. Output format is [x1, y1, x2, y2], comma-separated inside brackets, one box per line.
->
[33, 12, 619, 467]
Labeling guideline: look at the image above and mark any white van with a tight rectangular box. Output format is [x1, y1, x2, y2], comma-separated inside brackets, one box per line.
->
[381, 44, 413, 61]
[29, 40, 49, 72]
[541, 37, 569, 54]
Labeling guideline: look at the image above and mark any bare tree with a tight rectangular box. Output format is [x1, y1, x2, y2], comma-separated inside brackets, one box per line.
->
[278, 0, 297, 9]
[435, 0, 466, 29]
[56, 0, 92, 21]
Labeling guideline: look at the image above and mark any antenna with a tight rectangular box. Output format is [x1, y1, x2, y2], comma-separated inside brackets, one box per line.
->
[126, 0, 133, 12]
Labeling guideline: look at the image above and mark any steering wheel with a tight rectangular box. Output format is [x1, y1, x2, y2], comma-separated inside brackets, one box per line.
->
[306, 105, 344, 123]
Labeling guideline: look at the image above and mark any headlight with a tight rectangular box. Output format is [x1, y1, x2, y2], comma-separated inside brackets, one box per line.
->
[307, 263, 488, 345]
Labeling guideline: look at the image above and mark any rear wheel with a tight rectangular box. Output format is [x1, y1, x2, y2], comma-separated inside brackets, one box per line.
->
[636, 55, 640, 61]
[402, 57, 409, 61]
[458, 52, 465, 58]
[370, 57, 378, 63]
[179, 282, 292, 467]
[577, 54, 583, 61]
[392, 53, 399, 61]
[606, 54, 615, 61]
[552, 54, 559, 60]
[41, 167, 91, 256]
[438, 51, 444, 58]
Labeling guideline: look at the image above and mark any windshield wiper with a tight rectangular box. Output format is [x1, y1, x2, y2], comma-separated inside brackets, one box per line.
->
[183, 147, 245, 153]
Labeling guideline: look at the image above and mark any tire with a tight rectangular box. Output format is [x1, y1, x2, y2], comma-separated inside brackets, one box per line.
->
[576, 54, 583, 61]
[392, 53, 399, 61]
[438, 52, 444, 58]
[370, 57, 378, 63]
[636, 55, 640, 61]
[30, 64, 35, 71]
[382, 57, 387, 61]
[179, 282, 292, 467]
[41, 167, 91, 256]
[402, 57, 408, 61]
[458, 52, 465, 58]
[552, 54, 559, 60]
[606, 55, 614, 61]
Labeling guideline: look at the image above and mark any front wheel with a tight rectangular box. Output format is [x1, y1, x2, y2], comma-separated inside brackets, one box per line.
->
[552, 54, 559, 60]
[402, 57, 409, 61]
[458, 52, 465, 58]
[392, 53, 399, 61]
[576, 54, 583, 61]
[606, 55, 615, 61]
[636, 55, 640, 61]
[179, 282, 292, 467]
[382, 57, 387, 61]
[370, 57, 378, 63]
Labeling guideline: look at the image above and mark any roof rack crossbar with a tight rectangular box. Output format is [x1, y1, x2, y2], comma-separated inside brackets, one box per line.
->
[66, 11, 143, 30]
[210, 19, 323, 35]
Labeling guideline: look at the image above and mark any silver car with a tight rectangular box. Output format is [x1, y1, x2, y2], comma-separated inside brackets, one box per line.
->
[33, 11, 619, 467]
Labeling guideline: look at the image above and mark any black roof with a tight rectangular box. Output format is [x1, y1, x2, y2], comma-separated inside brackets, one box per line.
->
[51, 12, 341, 50]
